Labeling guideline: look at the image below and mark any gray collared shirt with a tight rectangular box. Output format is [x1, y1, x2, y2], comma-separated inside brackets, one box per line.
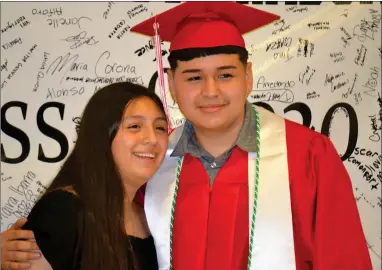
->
[171, 101, 258, 185]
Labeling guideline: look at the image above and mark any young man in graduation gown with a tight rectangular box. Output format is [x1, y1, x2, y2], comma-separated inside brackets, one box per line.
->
[130, 2, 372, 270]
[1, 2, 372, 270]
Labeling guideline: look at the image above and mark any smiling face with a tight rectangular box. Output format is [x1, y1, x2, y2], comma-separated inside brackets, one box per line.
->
[168, 54, 253, 132]
[111, 96, 169, 188]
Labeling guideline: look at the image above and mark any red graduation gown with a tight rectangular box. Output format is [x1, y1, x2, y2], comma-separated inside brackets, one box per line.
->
[137, 120, 372, 270]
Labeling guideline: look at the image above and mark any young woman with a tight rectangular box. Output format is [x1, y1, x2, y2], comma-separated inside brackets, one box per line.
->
[3, 82, 168, 270]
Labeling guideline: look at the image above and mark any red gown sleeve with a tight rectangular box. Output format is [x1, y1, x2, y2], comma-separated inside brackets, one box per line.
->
[311, 135, 372, 270]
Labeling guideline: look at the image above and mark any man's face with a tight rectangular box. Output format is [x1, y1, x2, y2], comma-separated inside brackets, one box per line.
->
[168, 54, 253, 132]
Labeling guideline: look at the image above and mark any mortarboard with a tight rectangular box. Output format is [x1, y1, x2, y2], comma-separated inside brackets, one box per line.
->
[130, 1, 280, 52]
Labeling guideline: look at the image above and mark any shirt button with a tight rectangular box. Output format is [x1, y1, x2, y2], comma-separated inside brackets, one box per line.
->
[211, 162, 217, 168]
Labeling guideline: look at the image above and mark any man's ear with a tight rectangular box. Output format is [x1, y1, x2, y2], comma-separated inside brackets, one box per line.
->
[245, 62, 253, 97]
[167, 69, 176, 102]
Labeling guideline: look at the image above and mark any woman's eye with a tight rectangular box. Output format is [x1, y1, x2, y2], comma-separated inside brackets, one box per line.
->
[157, 126, 167, 132]
[127, 124, 140, 129]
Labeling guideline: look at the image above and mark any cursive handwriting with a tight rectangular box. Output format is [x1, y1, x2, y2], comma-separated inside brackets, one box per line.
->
[256, 76, 295, 89]
[273, 48, 293, 62]
[46, 52, 87, 83]
[47, 16, 91, 29]
[353, 9, 381, 42]
[348, 155, 381, 190]
[95, 51, 136, 78]
[272, 19, 291, 35]
[354, 44, 367, 66]
[330, 52, 345, 63]
[63, 31, 99, 49]
[2, 171, 40, 223]
[286, 6, 308, 13]
[103, 2, 115, 19]
[250, 89, 294, 104]
[299, 65, 316, 85]
[340, 26, 352, 48]
[369, 114, 381, 142]
[342, 73, 358, 99]
[127, 4, 148, 19]
[266, 37, 292, 52]
[1, 172, 12, 182]
[1, 58, 8, 72]
[324, 72, 349, 92]
[307, 91, 320, 99]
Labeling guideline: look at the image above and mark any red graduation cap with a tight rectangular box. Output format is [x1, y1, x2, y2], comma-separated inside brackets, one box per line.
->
[130, 1, 280, 52]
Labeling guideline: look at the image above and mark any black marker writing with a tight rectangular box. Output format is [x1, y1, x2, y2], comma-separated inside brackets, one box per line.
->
[1, 59, 8, 72]
[32, 7, 62, 17]
[1, 16, 26, 33]
[250, 89, 294, 104]
[127, 4, 148, 19]
[33, 52, 50, 92]
[47, 16, 91, 29]
[353, 9, 381, 42]
[2, 37, 22, 50]
[63, 31, 99, 49]
[103, 2, 115, 19]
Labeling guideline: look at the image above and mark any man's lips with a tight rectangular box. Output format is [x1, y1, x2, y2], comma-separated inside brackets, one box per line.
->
[198, 104, 226, 112]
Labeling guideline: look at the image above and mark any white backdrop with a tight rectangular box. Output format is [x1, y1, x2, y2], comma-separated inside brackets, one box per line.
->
[1, 1, 381, 269]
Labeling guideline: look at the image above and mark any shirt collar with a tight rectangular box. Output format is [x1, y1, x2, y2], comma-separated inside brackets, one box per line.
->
[171, 101, 258, 157]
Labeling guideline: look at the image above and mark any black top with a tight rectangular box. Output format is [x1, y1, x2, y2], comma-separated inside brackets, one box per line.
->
[23, 190, 158, 270]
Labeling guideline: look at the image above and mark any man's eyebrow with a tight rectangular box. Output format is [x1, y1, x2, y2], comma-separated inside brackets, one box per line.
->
[181, 65, 237, 74]
[217, 65, 237, 70]
[182, 69, 201, 74]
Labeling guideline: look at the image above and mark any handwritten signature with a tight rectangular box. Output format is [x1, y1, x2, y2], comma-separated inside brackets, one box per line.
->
[251, 89, 294, 104]
[63, 31, 99, 49]
[1, 172, 12, 182]
[369, 115, 381, 142]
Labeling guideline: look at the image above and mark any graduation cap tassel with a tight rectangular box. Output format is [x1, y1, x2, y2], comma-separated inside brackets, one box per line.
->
[153, 22, 175, 136]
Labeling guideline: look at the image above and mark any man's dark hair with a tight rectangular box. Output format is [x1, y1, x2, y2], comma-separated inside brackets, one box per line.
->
[44, 82, 165, 270]
[168, 45, 249, 71]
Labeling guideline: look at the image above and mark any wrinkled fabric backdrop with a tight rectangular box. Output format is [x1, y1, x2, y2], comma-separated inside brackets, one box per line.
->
[1, 2, 381, 269]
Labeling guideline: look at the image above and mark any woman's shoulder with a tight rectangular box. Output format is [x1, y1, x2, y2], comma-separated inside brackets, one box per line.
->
[24, 188, 81, 230]
[35, 188, 80, 210]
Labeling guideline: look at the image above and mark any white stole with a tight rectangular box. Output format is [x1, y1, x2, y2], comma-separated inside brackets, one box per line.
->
[145, 106, 296, 270]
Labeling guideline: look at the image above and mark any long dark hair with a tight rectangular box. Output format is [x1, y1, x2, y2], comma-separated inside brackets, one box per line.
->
[46, 82, 165, 270]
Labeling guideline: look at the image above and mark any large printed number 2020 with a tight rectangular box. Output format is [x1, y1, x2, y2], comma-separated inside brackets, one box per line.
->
[253, 102, 358, 161]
